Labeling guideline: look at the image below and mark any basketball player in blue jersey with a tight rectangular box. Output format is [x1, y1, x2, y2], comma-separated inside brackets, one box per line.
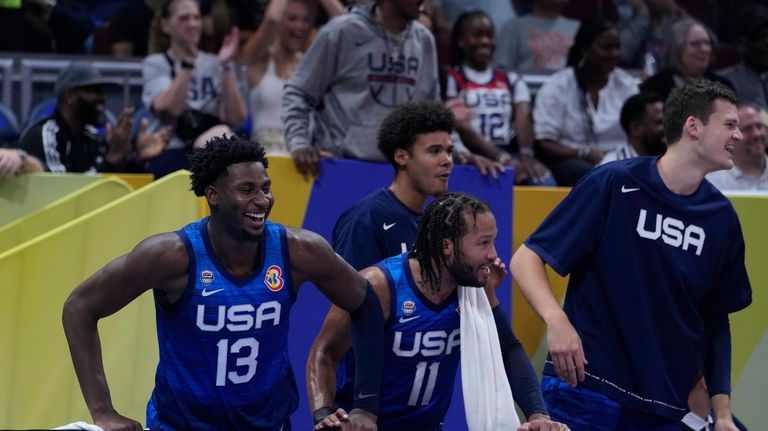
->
[62, 135, 384, 431]
[311, 192, 568, 431]
[331, 101, 553, 428]
[511, 79, 752, 430]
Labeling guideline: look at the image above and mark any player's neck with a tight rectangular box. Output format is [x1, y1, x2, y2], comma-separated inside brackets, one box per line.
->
[657, 148, 706, 195]
[389, 181, 428, 213]
[410, 259, 457, 305]
[207, 217, 262, 277]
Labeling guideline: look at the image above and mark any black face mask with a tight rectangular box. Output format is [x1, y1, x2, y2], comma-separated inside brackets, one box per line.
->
[74, 94, 106, 127]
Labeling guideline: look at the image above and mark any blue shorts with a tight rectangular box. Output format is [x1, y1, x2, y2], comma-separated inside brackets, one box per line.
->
[541, 375, 690, 431]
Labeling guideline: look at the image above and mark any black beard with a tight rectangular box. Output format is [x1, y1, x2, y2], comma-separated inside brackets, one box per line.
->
[75, 97, 105, 127]
[448, 257, 483, 287]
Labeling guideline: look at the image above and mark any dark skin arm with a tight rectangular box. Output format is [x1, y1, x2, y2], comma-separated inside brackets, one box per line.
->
[307, 266, 390, 430]
[538, 139, 604, 166]
[289, 229, 381, 430]
[62, 233, 189, 431]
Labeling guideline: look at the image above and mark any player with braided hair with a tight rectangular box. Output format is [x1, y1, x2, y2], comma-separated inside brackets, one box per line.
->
[63, 134, 385, 431]
[309, 192, 567, 431]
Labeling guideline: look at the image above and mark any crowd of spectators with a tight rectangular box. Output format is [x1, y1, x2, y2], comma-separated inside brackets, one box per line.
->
[0, 0, 766, 190]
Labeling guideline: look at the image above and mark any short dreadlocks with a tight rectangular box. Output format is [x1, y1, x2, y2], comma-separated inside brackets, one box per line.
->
[410, 192, 491, 293]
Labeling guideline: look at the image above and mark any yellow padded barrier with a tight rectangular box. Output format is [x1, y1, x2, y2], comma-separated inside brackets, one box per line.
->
[0, 178, 134, 253]
[103, 173, 154, 190]
[0, 170, 199, 429]
[0, 174, 102, 227]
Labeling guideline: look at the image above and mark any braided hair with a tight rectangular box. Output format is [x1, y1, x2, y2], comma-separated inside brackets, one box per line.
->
[189, 135, 268, 196]
[410, 192, 491, 293]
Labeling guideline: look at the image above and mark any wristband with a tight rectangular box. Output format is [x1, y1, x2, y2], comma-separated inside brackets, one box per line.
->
[519, 147, 535, 157]
[221, 62, 233, 72]
[313, 407, 334, 425]
[577, 146, 591, 160]
[180, 60, 195, 70]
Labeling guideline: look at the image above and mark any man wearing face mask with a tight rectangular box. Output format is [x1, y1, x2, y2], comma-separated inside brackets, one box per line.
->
[19, 62, 169, 173]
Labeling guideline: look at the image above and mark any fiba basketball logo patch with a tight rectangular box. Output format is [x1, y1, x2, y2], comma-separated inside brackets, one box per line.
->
[264, 265, 284, 292]
[200, 270, 214, 285]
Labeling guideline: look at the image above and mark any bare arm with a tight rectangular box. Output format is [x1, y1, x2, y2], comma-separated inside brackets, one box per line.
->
[242, 0, 286, 67]
[218, 27, 247, 125]
[151, 67, 194, 118]
[307, 267, 390, 428]
[510, 244, 587, 387]
[538, 139, 604, 165]
[318, 0, 345, 18]
[62, 233, 188, 430]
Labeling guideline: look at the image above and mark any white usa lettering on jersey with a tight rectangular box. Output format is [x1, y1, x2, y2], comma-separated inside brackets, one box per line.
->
[636, 209, 706, 256]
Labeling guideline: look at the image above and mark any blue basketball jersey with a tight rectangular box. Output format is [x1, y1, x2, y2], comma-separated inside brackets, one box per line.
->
[339, 253, 461, 431]
[525, 157, 752, 419]
[147, 218, 297, 430]
[333, 188, 420, 270]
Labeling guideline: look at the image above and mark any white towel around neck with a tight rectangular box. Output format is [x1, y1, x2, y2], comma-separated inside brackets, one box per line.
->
[459, 285, 521, 431]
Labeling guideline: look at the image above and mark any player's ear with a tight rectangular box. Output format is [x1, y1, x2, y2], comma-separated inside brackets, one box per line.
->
[394, 147, 409, 168]
[204, 184, 219, 206]
[684, 116, 700, 140]
[442, 238, 453, 257]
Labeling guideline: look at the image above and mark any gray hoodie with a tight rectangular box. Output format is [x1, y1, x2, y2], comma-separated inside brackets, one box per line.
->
[282, 3, 439, 161]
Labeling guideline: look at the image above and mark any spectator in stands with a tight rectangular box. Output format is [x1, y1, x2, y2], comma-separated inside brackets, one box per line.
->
[283, 0, 502, 178]
[599, 91, 665, 165]
[494, 0, 580, 73]
[110, 0, 159, 58]
[19, 62, 169, 173]
[618, 0, 687, 74]
[242, 0, 344, 154]
[706, 103, 768, 191]
[640, 18, 732, 102]
[443, 10, 554, 185]
[142, 0, 247, 177]
[0, 146, 43, 178]
[533, 18, 639, 186]
[431, 0, 516, 37]
[722, 5, 768, 112]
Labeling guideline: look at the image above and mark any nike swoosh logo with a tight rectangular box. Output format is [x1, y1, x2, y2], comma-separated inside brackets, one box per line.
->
[358, 392, 378, 399]
[201, 288, 224, 297]
[399, 315, 420, 323]
[621, 185, 640, 193]
[383, 222, 396, 230]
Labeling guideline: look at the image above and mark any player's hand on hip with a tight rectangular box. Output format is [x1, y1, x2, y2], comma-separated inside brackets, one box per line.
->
[93, 409, 143, 431]
[342, 408, 377, 431]
[547, 312, 588, 387]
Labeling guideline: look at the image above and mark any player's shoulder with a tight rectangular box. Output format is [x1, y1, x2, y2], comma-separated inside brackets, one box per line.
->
[339, 188, 393, 221]
[129, 231, 189, 275]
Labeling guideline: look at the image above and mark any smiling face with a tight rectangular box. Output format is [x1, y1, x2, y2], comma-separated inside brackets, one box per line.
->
[734, 105, 768, 164]
[460, 14, 495, 70]
[279, 0, 312, 52]
[70, 86, 107, 127]
[206, 161, 274, 240]
[445, 211, 498, 287]
[396, 131, 454, 199]
[694, 99, 743, 172]
[680, 24, 712, 77]
[162, 0, 202, 48]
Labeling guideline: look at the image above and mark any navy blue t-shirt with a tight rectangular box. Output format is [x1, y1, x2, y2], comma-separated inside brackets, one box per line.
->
[333, 188, 420, 270]
[525, 157, 752, 419]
